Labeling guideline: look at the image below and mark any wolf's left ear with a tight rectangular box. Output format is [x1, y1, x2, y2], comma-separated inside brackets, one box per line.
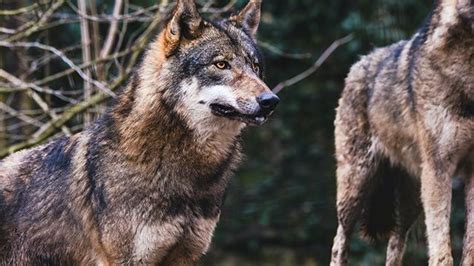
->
[163, 0, 203, 56]
[229, 0, 262, 40]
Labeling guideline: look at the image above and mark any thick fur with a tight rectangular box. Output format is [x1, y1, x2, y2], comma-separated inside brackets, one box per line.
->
[330, 0, 474, 265]
[0, 0, 279, 264]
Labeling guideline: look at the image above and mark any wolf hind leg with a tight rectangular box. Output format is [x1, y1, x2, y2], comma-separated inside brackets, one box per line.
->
[386, 229, 410, 266]
[462, 153, 474, 266]
[330, 147, 379, 266]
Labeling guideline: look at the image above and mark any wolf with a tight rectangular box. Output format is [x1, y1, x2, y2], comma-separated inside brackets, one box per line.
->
[0, 0, 279, 264]
[330, 0, 473, 265]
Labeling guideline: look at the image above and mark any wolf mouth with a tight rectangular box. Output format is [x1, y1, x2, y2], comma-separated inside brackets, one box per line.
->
[210, 103, 267, 126]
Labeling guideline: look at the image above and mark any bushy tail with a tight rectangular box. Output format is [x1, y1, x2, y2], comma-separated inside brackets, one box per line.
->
[359, 159, 397, 241]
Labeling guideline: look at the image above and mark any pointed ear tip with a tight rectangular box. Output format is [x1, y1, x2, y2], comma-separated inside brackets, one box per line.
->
[247, 0, 262, 10]
[240, 0, 262, 14]
[176, 0, 197, 8]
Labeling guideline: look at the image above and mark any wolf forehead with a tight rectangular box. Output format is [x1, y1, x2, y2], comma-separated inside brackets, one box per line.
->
[170, 20, 264, 73]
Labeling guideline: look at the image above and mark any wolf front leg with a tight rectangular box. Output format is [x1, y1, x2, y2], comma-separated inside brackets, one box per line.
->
[420, 159, 455, 266]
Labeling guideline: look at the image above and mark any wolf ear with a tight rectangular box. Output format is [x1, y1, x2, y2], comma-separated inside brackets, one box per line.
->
[229, 0, 262, 39]
[163, 0, 203, 56]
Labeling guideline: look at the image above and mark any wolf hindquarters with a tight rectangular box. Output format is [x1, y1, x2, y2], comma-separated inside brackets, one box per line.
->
[331, 67, 379, 265]
[330, 146, 376, 266]
[331, 105, 418, 266]
[330, 46, 425, 265]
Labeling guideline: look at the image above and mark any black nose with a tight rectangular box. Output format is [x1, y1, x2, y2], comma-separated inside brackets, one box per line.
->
[257, 92, 280, 112]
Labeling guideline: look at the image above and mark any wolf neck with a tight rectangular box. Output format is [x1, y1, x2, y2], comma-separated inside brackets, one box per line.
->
[111, 73, 241, 175]
[421, 1, 474, 89]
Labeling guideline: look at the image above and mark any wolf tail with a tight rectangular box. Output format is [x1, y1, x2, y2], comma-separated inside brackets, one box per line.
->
[359, 159, 397, 241]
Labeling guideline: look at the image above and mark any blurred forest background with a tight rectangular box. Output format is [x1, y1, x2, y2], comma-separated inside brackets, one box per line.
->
[0, 0, 468, 265]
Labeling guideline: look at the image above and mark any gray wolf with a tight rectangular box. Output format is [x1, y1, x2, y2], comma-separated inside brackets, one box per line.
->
[330, 0, 473, 265]
[0, 0, 279, 264]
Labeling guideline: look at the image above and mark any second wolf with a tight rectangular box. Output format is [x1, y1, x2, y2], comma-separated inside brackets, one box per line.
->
[0, 0, 279, 264]
[331, 0, 473, 265]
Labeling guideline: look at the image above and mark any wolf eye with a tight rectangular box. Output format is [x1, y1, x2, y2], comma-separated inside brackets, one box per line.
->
[214, 61, 230, 70]
[252, 63, 260, 74]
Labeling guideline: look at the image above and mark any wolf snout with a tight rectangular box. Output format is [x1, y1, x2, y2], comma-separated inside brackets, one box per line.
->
[256, 92, 280, 113]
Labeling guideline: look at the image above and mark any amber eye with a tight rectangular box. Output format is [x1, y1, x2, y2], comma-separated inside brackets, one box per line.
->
[214, 61, 229, 70]
[253, 63, 260, 73]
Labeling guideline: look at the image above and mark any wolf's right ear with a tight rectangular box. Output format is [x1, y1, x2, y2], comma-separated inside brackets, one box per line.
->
[229, 0, 262, 40]
[163, 0, 203, 56]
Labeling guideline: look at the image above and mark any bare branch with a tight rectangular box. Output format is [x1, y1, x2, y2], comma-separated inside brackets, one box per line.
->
[201, 0, 237, 14]
[0, 27, 15, 34]
[78, 0, 93, 125]
[0, 3, 39, 16]
[100, 0, 124, 59]
[0, 68, 76, 102]
[0, 69, 71, 135]
[65, 1, 163, 23]
[0, 9, 164, 158]
[3, 0, 65, 42]
[259, 41, 312, 60]
[35, 46, 138, 86]
[0, 41, 116, 97]
[0, 102, 43, 128]
[273, 34, 354, 94]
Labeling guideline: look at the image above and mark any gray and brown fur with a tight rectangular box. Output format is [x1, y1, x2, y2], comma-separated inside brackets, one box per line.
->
[330, 0, 473, 265]
[0, 0, 279, 264]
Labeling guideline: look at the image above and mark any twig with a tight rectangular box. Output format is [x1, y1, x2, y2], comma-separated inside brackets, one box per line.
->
[35, 46, 138, 86]
[100, 0, 123, 59]
[113, 0, 130, 70]
[201, 0, 237, 14]
[3, 0, 65, 42]
[0, 69, 72, 135]
[78, 0, 93, 125]
[0, 68, 76, 102]
[29, 90, 72, 136]
[0, 27, 15, 34]
[65, 2, 162, 23]
[0, 10, 163, 158]
[29, 44, 81, 75]
[273, 34, 354, 94]
[0, 41, 116, 97]
[0, 3, 39, 16]
[259, 41, 312, 60]
[0, 86, 26, 93]
[0, 102, 43, 128]
[89, 0, 101, 79]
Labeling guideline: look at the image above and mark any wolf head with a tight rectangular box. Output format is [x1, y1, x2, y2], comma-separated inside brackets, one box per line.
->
[434, 0, 474, 30]
[136, 0, 279, 140]
[455, 0, 474, 22]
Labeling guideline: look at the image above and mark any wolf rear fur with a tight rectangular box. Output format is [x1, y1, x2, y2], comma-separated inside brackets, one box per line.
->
[0, 0, 280, 264]
[330, 0, 474, 265]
